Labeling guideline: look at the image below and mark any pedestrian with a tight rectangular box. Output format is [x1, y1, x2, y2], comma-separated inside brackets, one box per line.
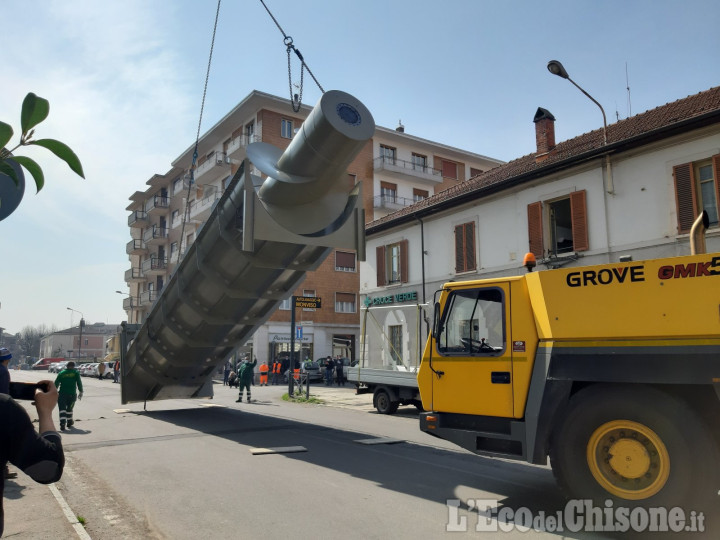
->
[335, 357, 344, 387]
[0, 347, 18, 480]
[223, 360, 231, 386]
[54, 361, 83, 431]
[324, 356, 334, 386]
[113, 359, 120, 383]
[228, 370, 237, 388]
[271, 359, 281, 385]
[259, 362, 269, 386]
[235, 357, 257, 403]
[97, 360, 106, 380]
[1, 382, 64, 537]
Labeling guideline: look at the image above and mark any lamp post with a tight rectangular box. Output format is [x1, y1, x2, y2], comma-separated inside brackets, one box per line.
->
[116, 291, 135, 324]
[547, 60, 607, 145]
[67, 307, 84, 359]
[547, 59, 614, 194]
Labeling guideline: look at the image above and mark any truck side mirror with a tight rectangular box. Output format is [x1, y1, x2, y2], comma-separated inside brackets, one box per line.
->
[432, 302, 442, 341]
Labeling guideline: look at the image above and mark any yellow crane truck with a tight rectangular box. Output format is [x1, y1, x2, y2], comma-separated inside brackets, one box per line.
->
[418, 228, 719, 509]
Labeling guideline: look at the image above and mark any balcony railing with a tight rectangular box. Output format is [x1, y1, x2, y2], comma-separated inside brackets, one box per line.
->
[145, 195, 169, 215]
[189, 193, 220, 220]
[128, 210, 148, 227]
[126, 238, 146, 255]
[373, 156, 443, 183]
[373, 194, 418, 211]
[227, 134, 261, 159]
[141, 257, 168, 275]
[143, 226, 168, 244]
[140, 289, 159, 306]
[195, 152, 230, 183]
[125, 267, 144, 281]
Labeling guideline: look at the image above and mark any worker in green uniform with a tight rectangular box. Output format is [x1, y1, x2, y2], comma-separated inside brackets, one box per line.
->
[235, 357, 257, 403]
[54, 361, 83, 431]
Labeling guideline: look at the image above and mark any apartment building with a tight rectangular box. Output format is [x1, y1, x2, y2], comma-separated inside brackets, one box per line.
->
[123, 90, 502, 365]
[39, 322, 122, 360]
[360, 86, 720, 332]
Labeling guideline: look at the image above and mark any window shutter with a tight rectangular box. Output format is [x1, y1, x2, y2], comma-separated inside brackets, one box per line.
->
[454, 224, 464, 272]
[400, 239, 409, 283]
[336, 292, 355, 303]
[713, 154, 720, 223]
[376, 246, 386, 286]
[673, 162, 696, 234]
[570, 190, 589, 252]
[442, 160, 458, 179]
[336, 251, 355, 270]
[465, 223, 476, 271]
[527, 202, 543, 257]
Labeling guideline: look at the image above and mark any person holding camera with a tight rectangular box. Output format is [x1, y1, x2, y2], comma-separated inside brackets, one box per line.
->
[1, 379, 65, 537]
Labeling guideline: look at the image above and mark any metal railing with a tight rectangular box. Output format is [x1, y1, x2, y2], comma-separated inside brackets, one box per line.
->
[373, 194, 417, 210]
[145, 195, 169, 213]
[141, 257, 168, 273]
[143, 226, 168, 243]
[126, 239, 145, 254]
[128, 210, 148, 226]
[373, 156, 442, 177]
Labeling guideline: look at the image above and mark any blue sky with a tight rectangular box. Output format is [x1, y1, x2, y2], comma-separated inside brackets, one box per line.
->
[1, 0, 719, 334]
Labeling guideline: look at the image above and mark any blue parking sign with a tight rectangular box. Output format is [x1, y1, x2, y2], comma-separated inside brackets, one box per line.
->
[296, 326, 303, 339]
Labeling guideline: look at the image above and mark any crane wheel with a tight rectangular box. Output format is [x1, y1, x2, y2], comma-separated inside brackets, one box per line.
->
[550, 385, 719, 509]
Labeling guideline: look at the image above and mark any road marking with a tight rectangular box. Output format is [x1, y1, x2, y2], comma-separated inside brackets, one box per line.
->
[355, 437, 404, 445]
[198, 403, 225, 408]
[250, 446, 307, 455]
[48, 483, 93, 540]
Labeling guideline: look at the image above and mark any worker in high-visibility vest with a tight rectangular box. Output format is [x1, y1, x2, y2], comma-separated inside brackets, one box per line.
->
[259, 362, 269, 386]
[271, 359, 281, 385]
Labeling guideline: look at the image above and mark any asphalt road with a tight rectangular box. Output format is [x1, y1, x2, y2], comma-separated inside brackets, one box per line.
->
[9, 371, 653, 539]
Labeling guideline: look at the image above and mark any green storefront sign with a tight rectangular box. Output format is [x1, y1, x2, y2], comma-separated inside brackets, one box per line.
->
[363, 291, 418, 307]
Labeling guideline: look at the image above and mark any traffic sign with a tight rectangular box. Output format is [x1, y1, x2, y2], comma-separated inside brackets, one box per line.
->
[294, 296, 321, 309]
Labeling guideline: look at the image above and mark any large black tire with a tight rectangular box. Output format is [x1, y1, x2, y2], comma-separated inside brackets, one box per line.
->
[374, 388, 399, 415]
[550, 384, 719, 511]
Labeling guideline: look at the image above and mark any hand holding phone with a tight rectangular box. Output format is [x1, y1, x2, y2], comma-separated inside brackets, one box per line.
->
[9, 382, 49, 400]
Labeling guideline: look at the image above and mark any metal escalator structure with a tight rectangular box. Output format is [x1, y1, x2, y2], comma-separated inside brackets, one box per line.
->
[121, 90, 374, 404]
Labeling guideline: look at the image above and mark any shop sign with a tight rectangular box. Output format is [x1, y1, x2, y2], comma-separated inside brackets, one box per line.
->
[270, 333, 313, 343]
[363, 290, 418, 307]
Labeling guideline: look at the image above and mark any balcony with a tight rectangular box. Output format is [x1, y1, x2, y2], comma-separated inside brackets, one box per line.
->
[140, 289, 159, 307]
[195, 151, 231, 184]
[145, 194, 169, 216]
[143, 226, 168, 246]
[141, 257, 167, 276]
[188, 193, 221, 222]
[373, 194, 417, 212]
[128, 210, 148, 227]
[226, 134, 260, 160]
[126, 238, 147, 255]
[170, 247, 187, 265]
[373, 156, 443, 184]
[122, 297, 135, 311]
[125, 267, 144, 282]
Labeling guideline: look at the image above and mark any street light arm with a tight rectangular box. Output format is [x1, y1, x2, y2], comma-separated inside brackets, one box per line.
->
[567, 77, 608, 144]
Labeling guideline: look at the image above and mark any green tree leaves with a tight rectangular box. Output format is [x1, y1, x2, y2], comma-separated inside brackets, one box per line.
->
[0, 92, 84, 199]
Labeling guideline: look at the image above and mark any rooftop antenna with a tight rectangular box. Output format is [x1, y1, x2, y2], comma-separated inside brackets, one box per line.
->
[626, 62, 632, 117]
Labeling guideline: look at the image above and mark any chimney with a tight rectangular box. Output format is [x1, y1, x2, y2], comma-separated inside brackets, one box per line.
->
[396, 120, 405, 133]
[533, 107, 556, 162]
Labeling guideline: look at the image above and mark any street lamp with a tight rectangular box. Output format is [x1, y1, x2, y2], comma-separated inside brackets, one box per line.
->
[547, 60, 614, 194]
[67, 307, 85, 359]
[116, 291, 135, 323]
[547, 60, 607, 145]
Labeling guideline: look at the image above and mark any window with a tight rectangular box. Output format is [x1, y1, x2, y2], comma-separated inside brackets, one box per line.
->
[171, 209, 179, 224]
[470, 167, 483, 177]
[441, 159, 458, 180]
[281, 119, 293, 139]
[173, 177, 183, 195]
[380, 145, 396, 165]
[389, 325, 402, 364]
[245, 121, 255, 144]
[279, 297, 291, 310]
[436, 287, 505, 355]
[380, 181, 397, 203]
[376, 240, 409, 286]
[335, 292, 356, 313]
[412, 153, 427, 172]
[335, 251, 356, 272]
[303, 289, 316, 312]
[170, 242, 178, 260]
[673, 155, 720, 232]
[455, 222, 476, 273]
[413, 188, 428, 203]
[527, 190, 588, 257]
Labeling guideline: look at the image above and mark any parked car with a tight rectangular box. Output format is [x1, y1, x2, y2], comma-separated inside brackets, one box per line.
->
[48, 361, 69, 373]
[98, 361, 115, 379]
[283, 360, 323, 383]
[318, 357, 355, 381]
[80, 363, 98, 377]
[31, 357, 64, 370]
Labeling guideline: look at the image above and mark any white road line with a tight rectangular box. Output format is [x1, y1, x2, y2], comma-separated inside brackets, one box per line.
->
[48, 483, 93, 540]
[250, 446, 307, 455]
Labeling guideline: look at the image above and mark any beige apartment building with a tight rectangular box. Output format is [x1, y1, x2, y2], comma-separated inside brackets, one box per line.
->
[122, 90, 502, 366]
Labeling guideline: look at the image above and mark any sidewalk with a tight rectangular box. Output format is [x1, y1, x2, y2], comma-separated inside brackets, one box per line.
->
[3, 469, 86, 539]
